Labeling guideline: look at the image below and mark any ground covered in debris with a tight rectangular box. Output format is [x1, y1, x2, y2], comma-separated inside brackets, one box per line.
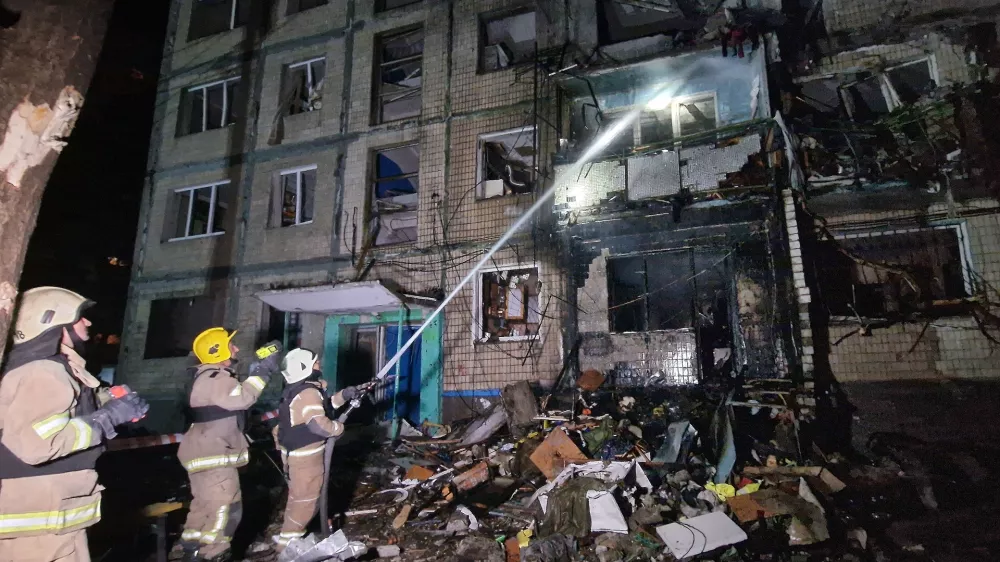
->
[90, 380, 1000, 562]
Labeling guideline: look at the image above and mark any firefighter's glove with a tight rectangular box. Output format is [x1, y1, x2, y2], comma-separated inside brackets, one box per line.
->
[83, 392, 149, 439]
[340, 386, 360, 402]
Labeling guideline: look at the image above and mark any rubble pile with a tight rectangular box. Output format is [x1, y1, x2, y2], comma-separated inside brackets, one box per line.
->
[260, 378, 944, 562]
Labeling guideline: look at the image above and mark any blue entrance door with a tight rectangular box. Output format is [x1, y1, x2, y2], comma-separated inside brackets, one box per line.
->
[383, 326, 422, 425]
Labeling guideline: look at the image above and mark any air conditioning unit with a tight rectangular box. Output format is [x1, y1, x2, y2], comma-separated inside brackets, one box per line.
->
[482, 179, 505, 199]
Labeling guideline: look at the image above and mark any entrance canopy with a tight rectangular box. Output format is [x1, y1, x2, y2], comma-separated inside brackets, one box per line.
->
[256, 281, 436, 315]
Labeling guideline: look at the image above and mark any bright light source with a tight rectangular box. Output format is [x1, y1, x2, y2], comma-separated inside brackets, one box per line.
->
[646, 91, 672, 111]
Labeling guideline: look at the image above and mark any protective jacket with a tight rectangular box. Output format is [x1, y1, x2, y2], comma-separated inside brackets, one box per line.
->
[0, 341, 106, 539]
[276, 375, 344, 461]
[177, 364, 268, 474]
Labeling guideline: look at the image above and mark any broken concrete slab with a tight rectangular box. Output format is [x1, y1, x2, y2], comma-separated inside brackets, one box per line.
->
[502, 381, 540, 439]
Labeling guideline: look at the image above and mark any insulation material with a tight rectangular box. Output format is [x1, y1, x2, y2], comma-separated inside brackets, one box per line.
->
[0, 86, 83, 188]
[555, 160, 626, 208]
[627, 134, 763, 201]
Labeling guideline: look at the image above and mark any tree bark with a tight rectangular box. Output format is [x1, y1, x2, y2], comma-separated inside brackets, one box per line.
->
[0, 0, 113, 360]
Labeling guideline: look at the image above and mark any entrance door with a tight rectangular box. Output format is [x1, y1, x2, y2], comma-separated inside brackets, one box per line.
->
[338, 326, 379, 425]
[383, 326, 422, 425]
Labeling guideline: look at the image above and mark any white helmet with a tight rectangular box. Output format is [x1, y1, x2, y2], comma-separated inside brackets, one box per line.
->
[281, 348, 317, 384]
[13, 287, 93, 345]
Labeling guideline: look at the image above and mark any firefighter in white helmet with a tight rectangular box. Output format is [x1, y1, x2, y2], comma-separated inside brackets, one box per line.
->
[272, 348, 359, 556]
[0, 287, 149, 561]
[176, 328, 283, 561]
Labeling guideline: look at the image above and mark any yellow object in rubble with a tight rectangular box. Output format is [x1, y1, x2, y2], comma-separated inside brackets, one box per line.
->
[706, 482, 737, 501]
[517, 529, 533, 547]
[737, 482, 761, 495]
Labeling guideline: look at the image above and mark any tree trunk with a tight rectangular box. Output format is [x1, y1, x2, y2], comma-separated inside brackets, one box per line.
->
[0, 0, 113, 360]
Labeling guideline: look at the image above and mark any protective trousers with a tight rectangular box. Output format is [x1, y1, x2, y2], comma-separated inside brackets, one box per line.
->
[0, 529, 89, 561]
[180, 467, 242, 559]
[274, 453, 325, 551]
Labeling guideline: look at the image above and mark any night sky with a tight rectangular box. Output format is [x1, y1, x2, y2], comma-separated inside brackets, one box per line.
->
[19, 0, 170, 357]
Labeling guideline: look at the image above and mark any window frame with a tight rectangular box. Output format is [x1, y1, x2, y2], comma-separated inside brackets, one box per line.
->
[373, 26, 424, 125]
[168, 180, 230, 242]
[478, 9, 537, 73]
[286, 57, 326, 115]
[827, 222, 974, 318]
[286, 0, 328, 16]
[275, 164, 317, 228]
[840, 56, 938, 119]
[375, 0, 422, 13]
[473, 262, 543, 343]
[475, 125, 537, 200]
[188, 0, 245, 41]
[369, 143, 420, 246]
[604, 91, 720, 149]
[183, 77, 241, 135]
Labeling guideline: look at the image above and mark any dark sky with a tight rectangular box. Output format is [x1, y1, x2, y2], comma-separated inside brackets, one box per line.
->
[20, 0, 170, 343]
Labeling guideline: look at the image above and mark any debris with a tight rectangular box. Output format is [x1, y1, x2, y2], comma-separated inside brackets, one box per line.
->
[392, 504, 412, 530]
[405, 465, 435, 481]
[456, 535, 505, 562]
[453, 461, 491, 492]
[375, 545, 401, 558]
[576, 370, 605, 392]
[502, 381, 541, 438]
[460, 404, 508, 446]
[505, 536, 521, 562]
[530, 430, 588, 480]
[655, 512, 748, 559]
[521, 534, 576, 562]
[517, 529, 533, 547]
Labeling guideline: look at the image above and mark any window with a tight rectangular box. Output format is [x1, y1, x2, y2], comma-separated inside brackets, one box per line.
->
[370, 145, 419, 246]
[180, 78, 241, 135]
[188, 0, 249, 41]
[375, 0, 421, 12]
[272, 166, 316, 227]
[287, 0, 327, 15]
[284, 58, 326, 115]
[597, 0, 685, 45]
[842, 58, 935, 120]
[820, 225, 971, 317]
[477, 127, 536, 199]
[480, 11, 536, 72]
[169, 181, 230, 241]
[602, 92, 717, 151]
[266, 306, 303, 350]
[374, 28, 423, 124]
[144, 295, 225, 359]
[478, 266, 541, 342]
[608, 250, 727, 333]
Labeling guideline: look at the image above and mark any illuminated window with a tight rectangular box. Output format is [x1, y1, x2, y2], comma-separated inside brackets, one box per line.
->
[476, 266, 541, 342]
[272, 166, 316, 227]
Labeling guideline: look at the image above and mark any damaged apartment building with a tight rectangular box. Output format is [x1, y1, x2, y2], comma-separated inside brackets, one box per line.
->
[119, 0, 1000, 444]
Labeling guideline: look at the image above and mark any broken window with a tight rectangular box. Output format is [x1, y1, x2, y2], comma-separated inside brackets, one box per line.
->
[370, 145, 419, 246]
[188, 0, 249, 41]
[272, 166, 316, 227]
[842, 59, 935, 120]
[284, 58, 326, 115]
[602, 93, 718, 151]
[287, 0, 327, 15]
[144, 295, 225, 359]
[180, 78, 241, 135]
[374, 28, 423, 124]
[169, 181, 229, 241]
[886, 59, 934, 104]
[375, 0, 421, 12]
[479, 266, 541, 341]
[597, 0, 684, 45]
[820, 226, 971, 317]
[843, 75, 890, 120]
[477, 127, 536, 199]
[608, 250, 728, 333]
[480, 11, 536, 72]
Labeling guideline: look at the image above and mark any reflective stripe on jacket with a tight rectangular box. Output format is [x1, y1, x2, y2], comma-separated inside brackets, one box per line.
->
[0, 354, 105, 538]
[178, 364, 267, 474]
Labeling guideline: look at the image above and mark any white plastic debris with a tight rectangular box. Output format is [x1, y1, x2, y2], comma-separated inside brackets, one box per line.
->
[656, 512, 748, 558]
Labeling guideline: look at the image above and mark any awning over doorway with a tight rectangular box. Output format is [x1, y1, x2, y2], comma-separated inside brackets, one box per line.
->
[256, 281, 436, 315]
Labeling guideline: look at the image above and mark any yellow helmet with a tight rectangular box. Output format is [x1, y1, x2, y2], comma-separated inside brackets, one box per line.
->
[192, 327, 237, 364]
[13, 287, 94, 345]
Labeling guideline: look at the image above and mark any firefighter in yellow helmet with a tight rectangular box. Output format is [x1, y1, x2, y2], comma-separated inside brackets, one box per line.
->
[0, 287, 149, 562]
[176, 328, 283, 561]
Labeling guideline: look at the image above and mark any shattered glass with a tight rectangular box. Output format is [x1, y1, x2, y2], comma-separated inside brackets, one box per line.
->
[376, 29, 423, 123]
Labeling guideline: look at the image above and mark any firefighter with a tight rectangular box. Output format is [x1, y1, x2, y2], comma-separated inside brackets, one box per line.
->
[272, 348, 359, 556]
[176, 328, 282, 561]
[0, 286, 149, 561]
